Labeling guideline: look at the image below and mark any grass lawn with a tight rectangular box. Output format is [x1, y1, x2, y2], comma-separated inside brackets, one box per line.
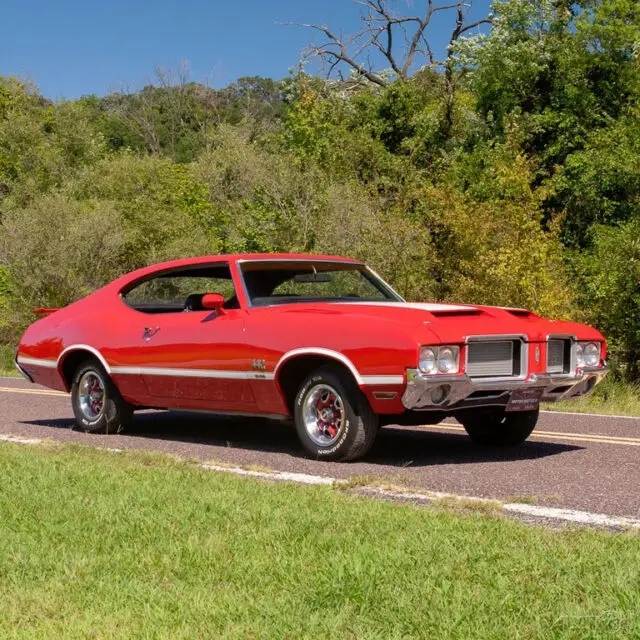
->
[0, 443, 639, 639]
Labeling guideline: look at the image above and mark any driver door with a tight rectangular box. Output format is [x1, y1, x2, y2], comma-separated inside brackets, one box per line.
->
[120, 262, 256, 412]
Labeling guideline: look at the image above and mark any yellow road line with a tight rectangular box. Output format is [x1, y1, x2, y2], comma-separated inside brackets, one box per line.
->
[442, 422, 640, 443]
[536, 429, 640, 443]
[0, 386, 67, 397]
[436, 423, 640, 447]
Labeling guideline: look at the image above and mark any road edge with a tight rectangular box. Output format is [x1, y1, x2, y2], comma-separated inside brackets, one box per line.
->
[1, 433, 638, 531]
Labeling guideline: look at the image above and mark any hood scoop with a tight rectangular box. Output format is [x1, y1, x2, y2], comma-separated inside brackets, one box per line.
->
[506, 309, 534, 318]
[429, 309, 483, 318]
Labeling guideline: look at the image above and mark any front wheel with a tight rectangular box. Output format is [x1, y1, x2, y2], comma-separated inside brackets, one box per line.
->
[460, 409, 539, 446]
[71, 360, 133, 434]
[294, 367, 378, 461]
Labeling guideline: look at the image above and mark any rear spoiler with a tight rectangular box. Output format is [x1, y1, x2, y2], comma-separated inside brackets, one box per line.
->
[33, 307, 60, 316]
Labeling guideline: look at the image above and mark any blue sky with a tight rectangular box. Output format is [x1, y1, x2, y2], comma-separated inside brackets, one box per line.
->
[1, 0, 492, 99]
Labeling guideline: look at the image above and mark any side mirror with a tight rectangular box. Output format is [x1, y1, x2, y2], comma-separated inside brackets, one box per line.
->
[201, 293, 226, 315]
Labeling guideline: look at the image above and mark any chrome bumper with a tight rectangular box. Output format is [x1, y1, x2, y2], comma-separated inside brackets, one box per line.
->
[402, 365, 609, 411]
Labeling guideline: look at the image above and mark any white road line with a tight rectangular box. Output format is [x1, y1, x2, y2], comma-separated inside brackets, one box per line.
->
[502, 503, 640, 529]
[200, 463, 336, 486]
[1, 432, 638, 529]
[198, 463, 640, 529]
[0, 434, 43, 445]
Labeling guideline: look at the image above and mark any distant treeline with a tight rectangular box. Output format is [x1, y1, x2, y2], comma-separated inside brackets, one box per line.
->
[0, 0, 638, 378]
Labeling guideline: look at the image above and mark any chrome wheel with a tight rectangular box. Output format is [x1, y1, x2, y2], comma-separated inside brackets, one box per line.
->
[78, 371, 105, 421]
[302, 383, 345, 446]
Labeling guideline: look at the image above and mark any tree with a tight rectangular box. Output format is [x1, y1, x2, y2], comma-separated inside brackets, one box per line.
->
[458, 0, 640, 246]
[291, 0, 491, 133]
[293, 0, 490, 85]
[575, 220, 640, 380]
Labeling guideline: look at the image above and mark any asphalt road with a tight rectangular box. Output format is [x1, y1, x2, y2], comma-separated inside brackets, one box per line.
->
[1, 377, 638, 519]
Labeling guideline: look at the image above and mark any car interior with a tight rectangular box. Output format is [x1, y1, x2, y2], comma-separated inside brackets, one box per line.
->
[122, 264, 239, 314]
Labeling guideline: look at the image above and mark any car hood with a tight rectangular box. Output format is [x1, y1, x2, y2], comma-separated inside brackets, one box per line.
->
[270, 301, 604, 344]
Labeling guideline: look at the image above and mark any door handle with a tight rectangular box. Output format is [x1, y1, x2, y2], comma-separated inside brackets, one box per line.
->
[143, 326, 160, 341]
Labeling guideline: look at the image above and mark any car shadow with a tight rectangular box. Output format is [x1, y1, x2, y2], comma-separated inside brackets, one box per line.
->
[22, 410, 582, 468]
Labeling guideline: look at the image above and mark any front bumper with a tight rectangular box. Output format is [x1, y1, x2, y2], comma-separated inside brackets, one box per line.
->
[402, 365, 609, 411]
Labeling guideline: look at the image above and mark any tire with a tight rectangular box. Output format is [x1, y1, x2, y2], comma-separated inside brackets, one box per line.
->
[294, 367, 378, 461]
[70, 360, 133, 434]
[460, 409, 539, 446]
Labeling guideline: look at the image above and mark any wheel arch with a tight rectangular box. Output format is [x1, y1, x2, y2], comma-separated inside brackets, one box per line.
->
[57, 345, 112, 392]
[274, 349, 365, 416]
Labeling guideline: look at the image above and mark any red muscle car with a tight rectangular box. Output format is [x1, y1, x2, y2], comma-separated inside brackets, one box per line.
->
[16, 253, 608, 461]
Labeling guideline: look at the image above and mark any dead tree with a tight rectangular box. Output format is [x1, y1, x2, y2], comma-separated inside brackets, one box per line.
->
[290, 1, 491, 131]
[291, 0, 490, 85]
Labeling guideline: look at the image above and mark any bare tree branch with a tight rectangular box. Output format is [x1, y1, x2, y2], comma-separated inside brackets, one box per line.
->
[457, 17, 493, 37]
[287, 0, 491, 86]
[287, 22, 388, 85]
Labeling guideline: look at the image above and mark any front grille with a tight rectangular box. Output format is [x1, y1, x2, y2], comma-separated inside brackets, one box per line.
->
[547, 338, 570, 374]
[547, 340, 564, 373]
[466, 341, 516, 378]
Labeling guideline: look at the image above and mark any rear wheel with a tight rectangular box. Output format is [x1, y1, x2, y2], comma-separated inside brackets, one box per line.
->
[71, 360, 133, 434]
[294, 367, 378, 461]
[460, 409, 539, 446]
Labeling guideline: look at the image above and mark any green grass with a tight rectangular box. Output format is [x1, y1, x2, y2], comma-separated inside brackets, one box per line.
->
[0, 342, 18, 377]
[543, 375, 640, 417]
[0, 443, 639, 639]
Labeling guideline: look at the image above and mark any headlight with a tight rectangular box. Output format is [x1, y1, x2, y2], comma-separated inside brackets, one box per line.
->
[419, 347, 438, 375]
[438, 347, 458, 373]
[575, 341, 600, 368]
[583, 342, 600, 367]
[419, 345, 460, 375]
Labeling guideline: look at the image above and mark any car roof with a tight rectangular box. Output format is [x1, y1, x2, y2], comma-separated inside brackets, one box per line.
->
[109, 253, 364, 290]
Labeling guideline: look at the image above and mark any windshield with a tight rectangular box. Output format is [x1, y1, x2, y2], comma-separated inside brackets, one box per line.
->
[239, 260, 402, 307]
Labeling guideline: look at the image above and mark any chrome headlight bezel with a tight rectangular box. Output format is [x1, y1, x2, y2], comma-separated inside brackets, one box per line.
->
[419, 345, 460, 376]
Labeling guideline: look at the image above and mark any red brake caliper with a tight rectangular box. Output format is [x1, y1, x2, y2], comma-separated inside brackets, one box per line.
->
[316, 393, 338, 438]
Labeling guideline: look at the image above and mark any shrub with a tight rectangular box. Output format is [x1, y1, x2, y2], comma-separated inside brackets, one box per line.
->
[574, 220, 640, 380]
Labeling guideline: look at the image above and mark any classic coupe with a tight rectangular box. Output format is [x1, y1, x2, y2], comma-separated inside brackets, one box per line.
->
[16, 253, 608, 461]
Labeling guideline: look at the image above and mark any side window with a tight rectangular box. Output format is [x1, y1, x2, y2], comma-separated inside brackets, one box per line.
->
[123, 264, 237, 313]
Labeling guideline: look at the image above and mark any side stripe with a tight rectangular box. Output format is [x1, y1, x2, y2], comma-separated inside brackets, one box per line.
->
[18, 354, 405, 386]
[110, 367, 403, 385]
[360, 375, 405, 385]
[16, 356, 57, 369]
[110, 366, 276, 381]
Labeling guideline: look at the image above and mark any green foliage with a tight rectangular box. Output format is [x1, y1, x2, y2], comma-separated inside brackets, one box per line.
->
[459, 0, 640, 246]
[0, 195, 126, 336]
[87, 76, 286, 162]
[0, 77, 106, 208]
[574, 220, 640, 380]
[69, 153, 217, 267]
[551, 108, 640, 246]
